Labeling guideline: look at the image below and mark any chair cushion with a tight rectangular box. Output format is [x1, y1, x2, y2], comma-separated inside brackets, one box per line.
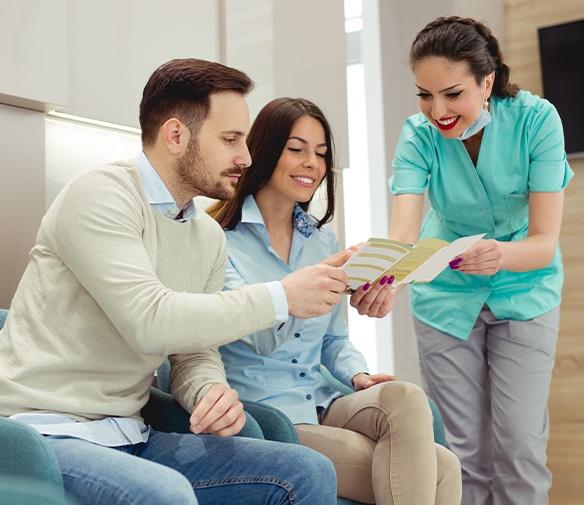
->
[0, 417, 64, 492]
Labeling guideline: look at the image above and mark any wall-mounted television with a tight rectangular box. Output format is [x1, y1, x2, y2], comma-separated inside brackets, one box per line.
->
[538, 19, 584, 159]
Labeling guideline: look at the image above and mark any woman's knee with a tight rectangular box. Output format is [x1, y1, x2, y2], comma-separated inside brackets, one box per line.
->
[375, 381, 432, 419]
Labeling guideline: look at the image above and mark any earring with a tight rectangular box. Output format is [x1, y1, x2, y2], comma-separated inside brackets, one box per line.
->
[484, 98, 489, 110]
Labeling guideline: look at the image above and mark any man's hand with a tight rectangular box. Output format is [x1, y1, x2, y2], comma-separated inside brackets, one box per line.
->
[320, 243, 362, 268]
[352, 372, 399, 391]
[349, 275, 397, 318]
[190, 383, 245, 437]
[281, 264, 347, 319]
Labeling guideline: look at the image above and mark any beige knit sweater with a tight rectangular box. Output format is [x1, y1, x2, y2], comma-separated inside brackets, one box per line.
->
[0, 162, 275, 421]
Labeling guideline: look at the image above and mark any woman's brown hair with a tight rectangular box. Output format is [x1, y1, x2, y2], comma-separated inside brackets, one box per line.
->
[209, 97, 337, 230]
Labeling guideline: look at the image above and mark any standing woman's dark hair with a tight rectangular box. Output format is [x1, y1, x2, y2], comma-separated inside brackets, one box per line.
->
[409, 16, 519, 98]
[210, 97, 337, 230]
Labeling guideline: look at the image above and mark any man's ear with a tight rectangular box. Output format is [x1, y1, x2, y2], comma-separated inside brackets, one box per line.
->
[160, 118, 190, 155]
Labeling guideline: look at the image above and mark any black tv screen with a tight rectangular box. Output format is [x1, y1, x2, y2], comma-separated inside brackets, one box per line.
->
[538, 19, 584, 158]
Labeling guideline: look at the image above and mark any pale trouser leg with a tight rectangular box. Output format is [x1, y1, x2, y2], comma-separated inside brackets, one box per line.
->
[485, 308, 558, 505]
[414, 306, 558, 505]
[296, 381, 461, 505]
[414, 314, 492, 505]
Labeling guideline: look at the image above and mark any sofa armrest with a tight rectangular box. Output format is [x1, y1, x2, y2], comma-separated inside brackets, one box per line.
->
[241, 400, 300, 444]
[0, 416, 64, 492]
[142, 387, 264, 439]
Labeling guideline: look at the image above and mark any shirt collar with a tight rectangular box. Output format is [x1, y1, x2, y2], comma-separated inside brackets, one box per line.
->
[241, 195, 316, 238]
[134, 151, 197, 221]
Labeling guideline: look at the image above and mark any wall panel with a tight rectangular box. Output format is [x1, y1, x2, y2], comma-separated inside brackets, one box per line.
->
[504, 1, 584, 503]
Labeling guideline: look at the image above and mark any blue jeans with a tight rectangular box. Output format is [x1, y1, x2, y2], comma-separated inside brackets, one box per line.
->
[46, 430, 337, 505]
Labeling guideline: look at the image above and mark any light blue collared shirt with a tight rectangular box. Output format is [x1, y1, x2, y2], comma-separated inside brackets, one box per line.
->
[219, 196, 369, 425]
[136, 151, 197, 222]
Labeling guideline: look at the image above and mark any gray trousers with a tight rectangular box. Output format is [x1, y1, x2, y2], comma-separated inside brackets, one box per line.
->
[414, 305, 559, 505]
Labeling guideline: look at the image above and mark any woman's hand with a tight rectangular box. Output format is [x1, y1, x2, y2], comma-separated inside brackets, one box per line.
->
[352, 372, 399, 391]
[449, 239, 503, 275]
[349, 275, 397, 318]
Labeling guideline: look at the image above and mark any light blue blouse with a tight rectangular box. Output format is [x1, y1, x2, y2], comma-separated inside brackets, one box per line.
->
[220, 196, 369, 424]
[390, 90, 574, 340]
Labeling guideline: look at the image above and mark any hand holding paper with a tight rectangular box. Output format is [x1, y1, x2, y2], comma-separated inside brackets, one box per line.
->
[341, 233, 486, 293]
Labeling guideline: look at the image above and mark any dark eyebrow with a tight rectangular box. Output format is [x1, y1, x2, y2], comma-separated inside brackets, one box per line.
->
[288, 136, 327, 148]
[222, 130, 246, 136]
[415, 84, 463, 94]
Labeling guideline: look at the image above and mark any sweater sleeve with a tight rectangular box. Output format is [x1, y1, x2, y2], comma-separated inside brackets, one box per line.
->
[168, 238, 231, 411]
[48, 168, 276, 357]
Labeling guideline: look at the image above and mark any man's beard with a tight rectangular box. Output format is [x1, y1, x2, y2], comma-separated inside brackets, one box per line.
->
[176, 141, 241, 201]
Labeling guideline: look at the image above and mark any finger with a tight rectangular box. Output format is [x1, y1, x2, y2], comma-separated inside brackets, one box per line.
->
[197, 389, 239, 432]
[190, 385, 223, 426]
[351, 276, 394, 314]
[202, 401, 244, 435]
[209, 411, 247, 437]
[320, 250, 349, 267]
[326, 265, 349, 284]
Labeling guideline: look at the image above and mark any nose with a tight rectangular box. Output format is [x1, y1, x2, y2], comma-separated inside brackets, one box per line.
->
[303, 150, 319, 169]
[431, 97, 447, 119]
[236, 143, 252, 168]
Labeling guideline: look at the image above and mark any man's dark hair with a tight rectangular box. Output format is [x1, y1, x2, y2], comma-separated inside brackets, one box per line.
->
[139, 58, 255, 147]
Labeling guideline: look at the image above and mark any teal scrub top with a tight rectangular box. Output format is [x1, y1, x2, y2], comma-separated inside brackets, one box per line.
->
[389, 90, 574, 340]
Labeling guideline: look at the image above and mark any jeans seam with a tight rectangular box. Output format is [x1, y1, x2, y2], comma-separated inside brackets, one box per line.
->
[191, 475, 296, 504]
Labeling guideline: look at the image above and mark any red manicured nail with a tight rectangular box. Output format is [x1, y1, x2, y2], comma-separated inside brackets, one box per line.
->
[363, 283, 371, 291]
[380, 276, 388, 285]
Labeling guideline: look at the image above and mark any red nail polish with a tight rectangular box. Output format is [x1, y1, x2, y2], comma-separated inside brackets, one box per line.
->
[380, 276, 388, 285]
[388, 275, 395, 284]
[363, 283, 370, 291]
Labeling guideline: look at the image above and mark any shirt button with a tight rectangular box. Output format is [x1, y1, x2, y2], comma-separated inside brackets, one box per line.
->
[294, 333, 300, 338]
[306, 394, 312, 400]
[300, 372, 306, 377]
[482, 209, 488, 214]
[292, 359, 298, 364]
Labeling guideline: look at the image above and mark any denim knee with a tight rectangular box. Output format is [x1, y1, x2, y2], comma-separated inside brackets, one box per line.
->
[126, 467, 198, 505]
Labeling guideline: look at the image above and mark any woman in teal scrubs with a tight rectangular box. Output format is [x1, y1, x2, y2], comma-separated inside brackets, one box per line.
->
[384, 15, 573, 505]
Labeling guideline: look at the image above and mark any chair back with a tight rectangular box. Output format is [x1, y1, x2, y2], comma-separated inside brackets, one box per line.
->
[0, 308, 8, 330]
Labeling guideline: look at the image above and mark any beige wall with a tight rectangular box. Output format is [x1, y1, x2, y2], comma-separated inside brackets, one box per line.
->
[504, 1, 584, 504]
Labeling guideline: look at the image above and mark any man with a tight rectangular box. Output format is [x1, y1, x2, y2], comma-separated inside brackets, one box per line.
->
[0, 59, 344, 505]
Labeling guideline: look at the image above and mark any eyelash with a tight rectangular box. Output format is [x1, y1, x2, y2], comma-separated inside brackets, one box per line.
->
[288, 147, 326, 158]
[416, 91, 463, 100]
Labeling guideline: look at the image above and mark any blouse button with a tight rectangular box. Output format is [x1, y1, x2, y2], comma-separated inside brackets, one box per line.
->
[300, 372, 306, 377]
[294, 333, 301, 338]
[306, 394, 312, 400]
[292, 359, 298, 364]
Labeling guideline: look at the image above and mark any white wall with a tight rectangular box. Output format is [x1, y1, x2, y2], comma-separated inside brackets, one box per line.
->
[0, 0, 222, 307]
[0, 0, 67, 111]
[0, 104, 46, 308]
[65, 0, 221, 127]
